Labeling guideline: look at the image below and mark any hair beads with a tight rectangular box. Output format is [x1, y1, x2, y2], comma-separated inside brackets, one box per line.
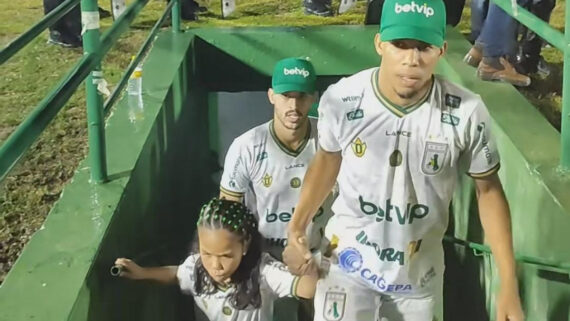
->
[197, 198, 258, 235]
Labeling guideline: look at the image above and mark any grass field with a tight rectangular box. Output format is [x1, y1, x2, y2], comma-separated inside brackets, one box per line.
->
[0, 0, 565, 282]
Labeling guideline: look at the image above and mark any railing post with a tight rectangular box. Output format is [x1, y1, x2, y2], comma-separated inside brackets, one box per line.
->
[561, 1, 570, 170]
[81, 0, 108, 183]
[171, 0, 181, 33]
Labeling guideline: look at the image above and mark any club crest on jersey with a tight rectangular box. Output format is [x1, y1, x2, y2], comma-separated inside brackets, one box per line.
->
[351, 137, 366, 157]
[262, 173, 273, 187]
[421, 141, 448, 175]
[290, 177, 302, 188]
[323, 290, 346, 321]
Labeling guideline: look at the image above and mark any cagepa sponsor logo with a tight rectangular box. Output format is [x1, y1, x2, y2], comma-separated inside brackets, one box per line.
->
[284, 67, 310, 78]
[337, 245, 412, 292]
[338, 247, 363, 273]
[395, 1, 435, 18]
[360, 268, 412, 292]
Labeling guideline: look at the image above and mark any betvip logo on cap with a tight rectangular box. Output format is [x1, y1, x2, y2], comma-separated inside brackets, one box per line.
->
[283, 67, 311, 78]
[380, 0, 446, 47]
[394, 1, 435, 17]
[272, 57, 316, 94]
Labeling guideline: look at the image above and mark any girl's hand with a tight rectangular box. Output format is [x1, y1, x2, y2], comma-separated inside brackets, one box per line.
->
[114, 258, 146, 280]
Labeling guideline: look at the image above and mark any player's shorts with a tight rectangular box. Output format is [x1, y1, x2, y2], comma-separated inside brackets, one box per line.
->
[313, 264, 443, 321]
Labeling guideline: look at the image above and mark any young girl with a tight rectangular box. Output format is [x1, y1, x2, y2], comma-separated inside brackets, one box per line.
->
[114, 198, 318, 321]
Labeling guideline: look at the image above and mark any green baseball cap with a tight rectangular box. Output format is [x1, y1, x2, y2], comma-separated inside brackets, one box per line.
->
[272, 57, 316, 94]
[380, 0, 446, 47]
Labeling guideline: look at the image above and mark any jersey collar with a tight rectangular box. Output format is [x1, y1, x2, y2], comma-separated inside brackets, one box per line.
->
[269, 120, 311, 157]
[371, 68, 433, 118]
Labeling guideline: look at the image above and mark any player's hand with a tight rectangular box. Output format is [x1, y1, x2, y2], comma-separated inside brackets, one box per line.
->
[496, 285, 524, 321]
[284, 229, 313, 276]
[114, 258, 146, 280]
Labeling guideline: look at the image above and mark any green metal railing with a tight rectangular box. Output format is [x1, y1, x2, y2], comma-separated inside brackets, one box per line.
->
[491, 0, 570, 169]
[0, 0, 181, 183]
[443, 235, 570, 273]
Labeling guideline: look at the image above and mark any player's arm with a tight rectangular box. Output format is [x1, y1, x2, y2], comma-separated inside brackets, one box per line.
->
[114, 258, 178, 284]
[293, 262, 319, 299]
[473, 174, 523, 321]
[262, 254, 318, 299]
[286, 148, 341, 274]
[289, 148, 341, 233]
[465, 101, 523, 320]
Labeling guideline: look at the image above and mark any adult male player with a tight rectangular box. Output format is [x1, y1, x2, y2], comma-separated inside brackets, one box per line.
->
[219, 57, 334, 261]
[283, 1, 524, 321]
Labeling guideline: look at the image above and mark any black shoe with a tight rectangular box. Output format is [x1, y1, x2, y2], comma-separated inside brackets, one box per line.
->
[191, 0, 208, 13]
[303, 0, 333, 16]
[98, 7, 112, 19]
[515, 52, 550, 78]
[47, 30, 82, 48]
[180, 0, 204, 20]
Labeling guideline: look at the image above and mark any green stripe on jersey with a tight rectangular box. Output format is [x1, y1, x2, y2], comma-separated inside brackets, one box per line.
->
[269, 120, 311, 157]
[220, 187, 244, 198]
[290, 276, 301, 299]
[468, 163, 501, 178]
[371, 68, 433, 118]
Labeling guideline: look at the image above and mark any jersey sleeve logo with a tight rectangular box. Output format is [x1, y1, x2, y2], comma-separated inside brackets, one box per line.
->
[351, 137, 367, 157]
[262, 173, 273, 187]
[421, 141, 448, 175]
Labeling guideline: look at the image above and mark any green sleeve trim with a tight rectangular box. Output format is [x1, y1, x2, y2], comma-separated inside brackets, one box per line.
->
[220, 187, 244, 198]
[468, 163, 501, 178]
[290, 276, 301, 299]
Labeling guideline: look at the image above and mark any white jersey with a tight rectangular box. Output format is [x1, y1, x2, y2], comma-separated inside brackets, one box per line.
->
[318, 68, 500, 297]
[220, 119, 334, 250]
[177, 253, 299, 321]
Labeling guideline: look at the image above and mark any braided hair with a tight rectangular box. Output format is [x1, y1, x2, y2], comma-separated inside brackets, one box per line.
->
[193, 198, 262, 309]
